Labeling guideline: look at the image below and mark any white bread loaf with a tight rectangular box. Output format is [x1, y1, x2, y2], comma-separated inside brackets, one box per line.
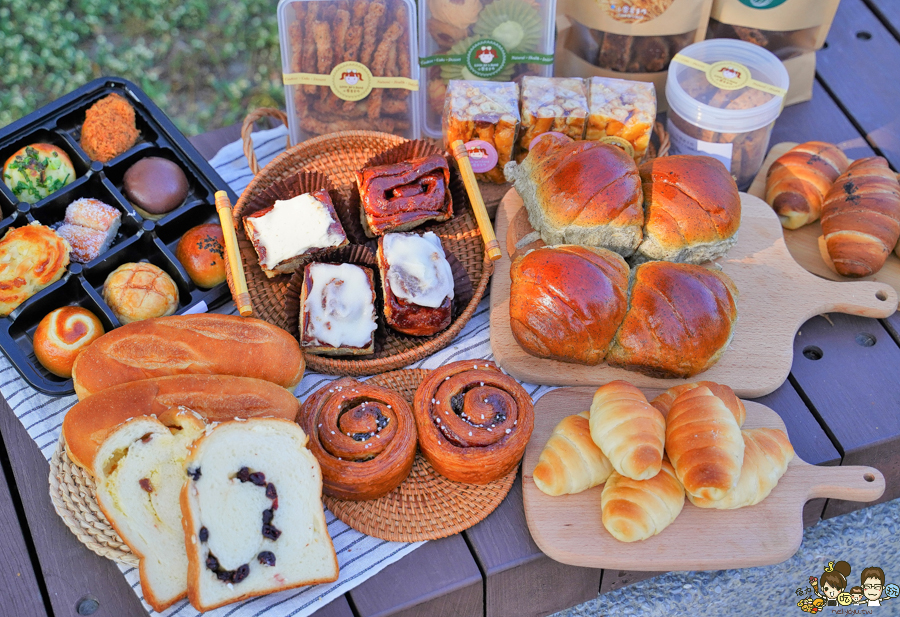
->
[92, 409, 205, 612]
[181, 419, 339, 611]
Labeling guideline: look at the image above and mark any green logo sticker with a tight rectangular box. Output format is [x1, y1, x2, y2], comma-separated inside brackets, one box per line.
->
[464, 39, 509, 79]
[737, 0, 788, 8]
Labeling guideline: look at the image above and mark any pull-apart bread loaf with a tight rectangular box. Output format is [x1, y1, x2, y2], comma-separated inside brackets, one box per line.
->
[636, 155, 741, 264]
[93, 409, 205, 611]
[607, 262, 738, 378]
[589, 381, 665, 481]
[664, 386, 744, 502]
[821, 156, 900, 277]
[765, 141, 850, 229]
[72, 314, 305, 399]
[533, 411, 613, 496]
[509, 245, 629, 365]
[688, 427, 794, 509]
[181, 419, 339, 612]
[62, 374, 301, 473]
[504, 134, 644, 256]
[600, 458, 685, 543]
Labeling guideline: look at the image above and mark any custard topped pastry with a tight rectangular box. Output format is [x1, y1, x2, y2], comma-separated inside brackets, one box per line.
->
[356, 155, 453, 237]
[244, 188, 348, 278]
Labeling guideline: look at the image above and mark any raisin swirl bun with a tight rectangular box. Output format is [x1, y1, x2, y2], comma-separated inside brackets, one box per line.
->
[413, 360, 534, 484]
[299, 378, 417, 500]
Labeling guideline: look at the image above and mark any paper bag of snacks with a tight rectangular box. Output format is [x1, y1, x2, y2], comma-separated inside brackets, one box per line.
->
[706, 0, 840, 105]
[419, 0, 557, 138]
[586, 76, 656, 163]
[516, 77, 589, 162]
[556, 0, 713, 110]
[443, 80, 519, 183]
[277, 0, 419, 144]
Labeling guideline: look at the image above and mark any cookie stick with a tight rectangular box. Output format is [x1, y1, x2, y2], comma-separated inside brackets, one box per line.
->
[359, 0, 386, 66]
[301, 2, 320, 94]
[367, 22, 402, 120]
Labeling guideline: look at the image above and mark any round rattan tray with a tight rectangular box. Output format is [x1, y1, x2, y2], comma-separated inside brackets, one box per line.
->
[227, 130, 492, 377]
[48, 369, 517, 560]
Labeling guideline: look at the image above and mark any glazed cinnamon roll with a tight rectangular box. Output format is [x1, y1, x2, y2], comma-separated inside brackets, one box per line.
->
[413, 360, 534, 484]
[299, 378, 417, 500]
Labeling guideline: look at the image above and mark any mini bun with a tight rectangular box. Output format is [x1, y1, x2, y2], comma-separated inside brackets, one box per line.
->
[103, 262, 179, 324]
[175, 224, 226, 288]
[33, 307, 105, 378]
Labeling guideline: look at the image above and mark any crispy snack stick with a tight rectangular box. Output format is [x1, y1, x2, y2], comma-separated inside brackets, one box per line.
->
[360, 0, 386, 66]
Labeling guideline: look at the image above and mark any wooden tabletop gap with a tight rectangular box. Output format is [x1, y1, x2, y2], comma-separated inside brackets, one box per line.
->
[787, 373, 847, 461]
[862, 0, 900, 44]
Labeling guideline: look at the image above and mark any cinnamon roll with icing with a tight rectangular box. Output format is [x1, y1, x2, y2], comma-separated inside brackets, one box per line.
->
[413, 360, 534, 484]
[300, 263, 378, 355]
[299, 378, 417, 500]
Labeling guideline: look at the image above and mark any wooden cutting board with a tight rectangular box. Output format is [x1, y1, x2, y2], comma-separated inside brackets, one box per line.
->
[748, 142, 900, 302]
[489, 190, 898, 396]
[522, 387, 885, 571]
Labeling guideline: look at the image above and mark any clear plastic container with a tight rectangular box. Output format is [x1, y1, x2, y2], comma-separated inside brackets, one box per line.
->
[277, 0, 420, 144]
[665, 38, 789, 189]
[418, 0, 557, 138]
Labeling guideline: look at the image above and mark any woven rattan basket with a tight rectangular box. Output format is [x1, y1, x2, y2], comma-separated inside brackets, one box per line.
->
[229, 128, 492, 376]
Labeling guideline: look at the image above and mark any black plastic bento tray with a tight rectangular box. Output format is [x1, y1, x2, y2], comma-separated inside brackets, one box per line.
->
[0, 77, 238, 395]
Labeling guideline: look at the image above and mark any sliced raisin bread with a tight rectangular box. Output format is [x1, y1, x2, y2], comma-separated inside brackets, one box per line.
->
[93, 409, 206, 612]
[181, 418, 339, 611]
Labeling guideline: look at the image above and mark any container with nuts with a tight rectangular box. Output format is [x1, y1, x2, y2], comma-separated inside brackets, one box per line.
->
[516, 77, 588, 162]
[586, 77, 657, 164]
[442, 80, 520, 184]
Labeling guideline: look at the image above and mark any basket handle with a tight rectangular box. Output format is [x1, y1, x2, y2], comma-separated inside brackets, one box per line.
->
[654, 121, 670, 158]
[242, 108, 290, 175]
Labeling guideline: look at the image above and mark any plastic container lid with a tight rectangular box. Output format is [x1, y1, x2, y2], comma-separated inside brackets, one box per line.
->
[666, 39, 789, 134]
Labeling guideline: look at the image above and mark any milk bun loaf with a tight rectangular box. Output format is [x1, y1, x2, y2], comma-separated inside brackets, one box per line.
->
[62, 374, 301, 473]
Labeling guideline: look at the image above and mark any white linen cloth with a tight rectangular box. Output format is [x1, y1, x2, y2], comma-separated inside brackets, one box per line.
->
[1, 124, 554, 616]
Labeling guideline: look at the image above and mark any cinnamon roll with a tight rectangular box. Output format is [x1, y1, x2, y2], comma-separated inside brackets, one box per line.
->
[299, 378, 417, 500]
[413, 360, 534, 484]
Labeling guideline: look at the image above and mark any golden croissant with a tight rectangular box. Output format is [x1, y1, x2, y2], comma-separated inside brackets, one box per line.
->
[533, 411, 613, 496]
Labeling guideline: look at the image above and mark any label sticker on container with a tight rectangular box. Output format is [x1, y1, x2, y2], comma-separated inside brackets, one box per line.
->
[738, 0, 788, 7]
[420, 43, 553, 71]
[465, 140, 499, 173]
[283, 62, 418, 102]
[599, 136, 636, 159]
[666, 119, 734, 172]
[601, 0, 674, 24]
[671, 54, 788, 98]
[528, 132, 573, 151]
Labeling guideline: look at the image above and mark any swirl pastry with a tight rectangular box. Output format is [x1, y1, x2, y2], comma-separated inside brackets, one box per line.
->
[33, 306, 105, 378]
[413, 360, 534, 484]
[356, 155, 453, 237]
[299, 378, 417, 500]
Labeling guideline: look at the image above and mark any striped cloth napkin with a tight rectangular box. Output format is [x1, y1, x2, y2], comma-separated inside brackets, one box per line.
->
[2, 124, 554, 616]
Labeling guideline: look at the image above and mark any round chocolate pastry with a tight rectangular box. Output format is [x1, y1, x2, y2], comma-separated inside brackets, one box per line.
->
[3, 143, 76, 204]
[33, 306, 105, 378]
[102, 262, 179, 324]
[123, 157, 189, 219]
[175, 223, 226, 288]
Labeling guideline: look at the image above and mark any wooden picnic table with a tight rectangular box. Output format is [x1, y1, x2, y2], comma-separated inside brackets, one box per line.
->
[2, 1, 899, 614]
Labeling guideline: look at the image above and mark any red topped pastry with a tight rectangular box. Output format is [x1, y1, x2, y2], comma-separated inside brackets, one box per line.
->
[356, 154, 453, 237]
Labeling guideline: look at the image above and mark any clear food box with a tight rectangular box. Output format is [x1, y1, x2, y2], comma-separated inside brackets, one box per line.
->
[517, 76, 588, 162]
[277, 0, 420, 144]
[419, 0, 556, 138]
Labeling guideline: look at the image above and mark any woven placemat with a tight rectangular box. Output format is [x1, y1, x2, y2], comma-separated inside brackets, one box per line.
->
[49, 437, 137, 566]
[323, 369, 517, 542]
[229, 130, 492, 377]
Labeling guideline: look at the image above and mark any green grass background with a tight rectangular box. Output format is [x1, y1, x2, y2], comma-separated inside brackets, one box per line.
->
[1, 0, 286, 136]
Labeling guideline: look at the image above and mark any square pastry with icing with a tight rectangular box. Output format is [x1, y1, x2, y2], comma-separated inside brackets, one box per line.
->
[356, 155, 453, 237]
[376, 231, 455, 337]
[243, 189, 347, 278]
[300, 262, 378, 355]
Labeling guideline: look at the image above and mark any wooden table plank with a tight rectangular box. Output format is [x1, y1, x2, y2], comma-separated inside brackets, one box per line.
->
[465, 472, 602, 617]
[788, 313, 900, 518]
[0, 433, 47, 617]
[816, 0, 900, 168]
[348, 535, 482, 617]
[865, 0, 900, 40]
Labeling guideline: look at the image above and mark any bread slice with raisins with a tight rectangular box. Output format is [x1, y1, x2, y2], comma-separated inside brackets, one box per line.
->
[181, 418, 339, 611]
[92, 408, 206, 612]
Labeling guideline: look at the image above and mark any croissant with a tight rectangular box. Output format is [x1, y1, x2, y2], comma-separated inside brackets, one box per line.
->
[533, 411, 612, 496]
[651, 381, 745, 426]
[765, 142, 850, 229]
[589, 381, 665, 481]
[601, 458, 685, 543]
[821, 157, 900, 277]
[665, 385, 744, 501]
[689, 428, 794, 509]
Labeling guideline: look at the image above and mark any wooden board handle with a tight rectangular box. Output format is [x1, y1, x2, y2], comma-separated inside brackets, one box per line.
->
[803, 278, 898, 320]
[802, 464, 885, 502]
